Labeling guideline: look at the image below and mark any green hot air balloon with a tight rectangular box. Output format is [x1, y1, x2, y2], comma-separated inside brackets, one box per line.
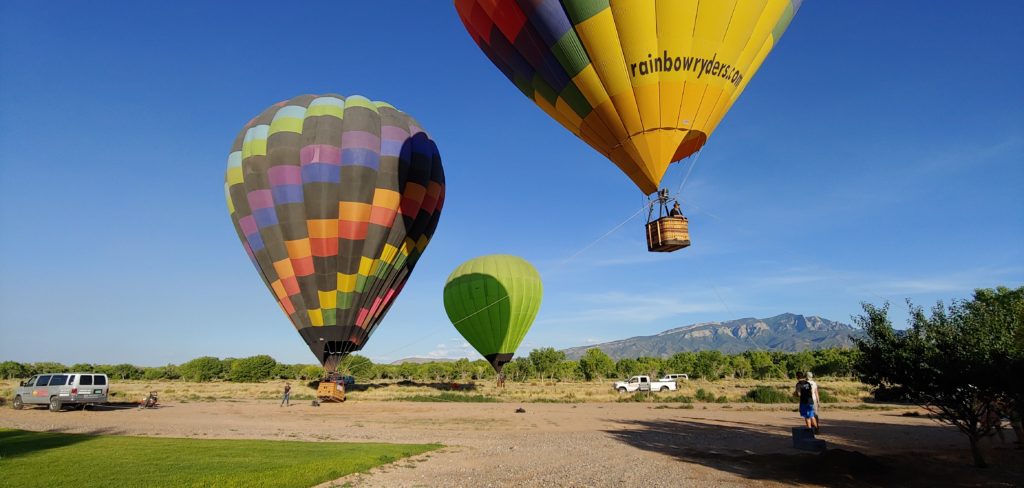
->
[443, 255, 542, 373]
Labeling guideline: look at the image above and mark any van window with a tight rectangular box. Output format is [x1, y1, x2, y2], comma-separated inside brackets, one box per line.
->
[49, 375, 68, 386]
[24, 377, 37, 387]
[67, 375, 76, 384]
[94, 376, 107, 386]
[80, 375, 93, 386]
[36, 375, 52, 386]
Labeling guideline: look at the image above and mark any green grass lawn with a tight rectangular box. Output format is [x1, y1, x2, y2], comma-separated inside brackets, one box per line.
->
[0, 428, 440, 488]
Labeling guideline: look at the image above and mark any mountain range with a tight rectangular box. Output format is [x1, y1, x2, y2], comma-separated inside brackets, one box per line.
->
[562, 313, 858, 360]
[390, 357, 458, 365]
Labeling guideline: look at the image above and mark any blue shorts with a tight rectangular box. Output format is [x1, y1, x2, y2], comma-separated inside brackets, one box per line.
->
[799, 404, 816, 419]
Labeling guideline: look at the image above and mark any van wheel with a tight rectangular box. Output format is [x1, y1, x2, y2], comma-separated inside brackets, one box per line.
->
[617, 387, 627, 393]
[13, 395, 23, 410]
[49, 396, 62, 412]
[660, 386, 669, 392]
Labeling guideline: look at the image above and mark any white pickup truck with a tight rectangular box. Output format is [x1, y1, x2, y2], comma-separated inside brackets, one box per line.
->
[613, 375, 677, 393]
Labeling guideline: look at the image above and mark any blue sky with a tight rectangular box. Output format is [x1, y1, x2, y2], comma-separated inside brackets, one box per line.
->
[1, 1, 1021, 366]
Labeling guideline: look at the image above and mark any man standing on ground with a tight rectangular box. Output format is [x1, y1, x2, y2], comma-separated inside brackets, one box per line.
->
[794, 372, 819, 433]
[281, 382, 291, 407]
[806, 371, 821, 434]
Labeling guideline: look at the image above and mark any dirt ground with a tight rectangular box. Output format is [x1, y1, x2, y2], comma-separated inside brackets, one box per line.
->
[2, 400, 1021, 487]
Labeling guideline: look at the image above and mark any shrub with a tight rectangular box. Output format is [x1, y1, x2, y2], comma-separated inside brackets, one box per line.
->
[617, 392, 650, 403]
[743, 386, 791, 403]
[694, 388, 716, 402]
[392, 393, 497, 403]
[871, 385, 911, 403]
[660, 394, 693, 403]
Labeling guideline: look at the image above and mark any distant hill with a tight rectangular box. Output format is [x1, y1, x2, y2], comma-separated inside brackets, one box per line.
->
[562, 313, 858, 360]
[389, 357, 459, 365]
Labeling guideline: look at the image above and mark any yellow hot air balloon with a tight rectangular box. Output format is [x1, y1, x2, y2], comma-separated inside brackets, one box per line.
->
[454, 0, 802, 195]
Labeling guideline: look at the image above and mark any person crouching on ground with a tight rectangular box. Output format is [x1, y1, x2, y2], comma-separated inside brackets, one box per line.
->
[281, 382, 291, 407]
[794, 372, 820, 433]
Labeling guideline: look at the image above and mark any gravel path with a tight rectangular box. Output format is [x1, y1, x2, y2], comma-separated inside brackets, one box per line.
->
[2, 401, 1015, 487]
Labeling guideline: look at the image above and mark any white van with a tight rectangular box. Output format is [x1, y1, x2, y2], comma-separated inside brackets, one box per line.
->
[12, 373, 109, 412]
[659, 374, 689, 382]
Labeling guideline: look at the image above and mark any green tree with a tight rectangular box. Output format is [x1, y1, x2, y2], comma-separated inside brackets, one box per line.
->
[812, 348, 857, 377]
[556, 360, 582, 381]
[528, 348, 566, 381]
[219, 358, 238, 379]
[730, 355, 752, 379]
[470, 359, 494, 380]
[666, 352, 696, 376]
[178, 356, 224, 382]
[635, 357, 664, 378]
[966, 286, 1024, 419]
[30, 362, 68, 374]
[452, 358, 473, 381]
[0, 361, 28, 379]
[786, 350, 816, 378]
[298, 365, 324, 381]
[337, 355, 375, 382]
[229, 355, 278, 382]
[614, 358, 640, 378]
[397, 362, 418, 380]
[578, 348, 615, 381]
[854, 286, 1024, 468]
[502, 357, 534, 382]
[746, 350, 785, 379]
[693, 351, 725, 380]
[423, 361, 452, 382]
[269, 364, 293, 379]
[374, 364, 399, 380]
[142, 365, 179, 380]
[108, 363, 143, 380]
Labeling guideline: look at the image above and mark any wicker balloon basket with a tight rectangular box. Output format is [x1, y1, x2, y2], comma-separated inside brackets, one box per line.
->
[316, 381, 346, 403]
[646, 217, 691, 252]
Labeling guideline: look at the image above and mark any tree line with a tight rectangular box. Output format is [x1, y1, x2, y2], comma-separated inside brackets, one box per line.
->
[0, 347, 858, 384]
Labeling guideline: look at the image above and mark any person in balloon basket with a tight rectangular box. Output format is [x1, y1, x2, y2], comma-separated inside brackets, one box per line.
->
[794, 372, 820, 434]
[281, 382, 291, 407]
[668, 201, 684, 218]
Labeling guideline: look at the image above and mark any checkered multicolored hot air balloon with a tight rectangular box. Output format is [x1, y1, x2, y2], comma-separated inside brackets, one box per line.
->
[454, 0, 802, 195]
[225, 94, 444, 371]
[443, 255, 543, 373]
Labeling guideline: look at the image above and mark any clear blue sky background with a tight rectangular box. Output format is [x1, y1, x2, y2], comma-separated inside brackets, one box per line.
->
[1, 1, 1021, 366]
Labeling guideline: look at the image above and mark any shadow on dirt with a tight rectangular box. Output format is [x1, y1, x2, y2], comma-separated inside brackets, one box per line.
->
[14, 401, 167, 412]
[604, 417, 1023, 487]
